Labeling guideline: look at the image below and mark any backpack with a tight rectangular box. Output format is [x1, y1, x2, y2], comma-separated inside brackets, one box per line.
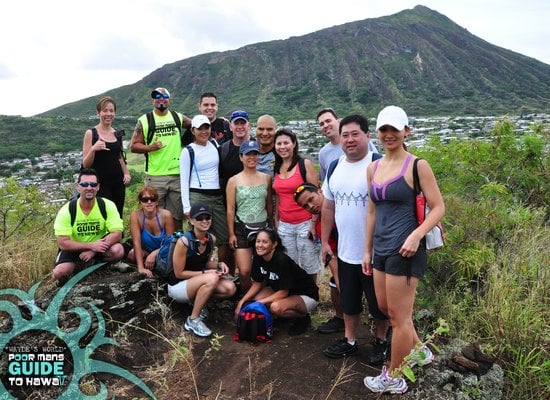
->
[144, 110, 182, 171]
[91, 127, 125, 158]
[233, 301, 273, 344]
[154, 230, 212, 279]
[326, 152, 382, 184]
[69, 197, 107, 226]
[185, 139, 220, 186]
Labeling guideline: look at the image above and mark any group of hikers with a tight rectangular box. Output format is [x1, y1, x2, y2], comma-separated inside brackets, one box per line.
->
[52, 88, 445, 395]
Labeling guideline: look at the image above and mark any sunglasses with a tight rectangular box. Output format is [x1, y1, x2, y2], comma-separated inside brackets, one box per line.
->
[140, 197, 158, 203]
[154, 93, 170, 99]
[293, 183, 318, 201]
[79, 182, 98, 188]
[195, 215, 212, 222]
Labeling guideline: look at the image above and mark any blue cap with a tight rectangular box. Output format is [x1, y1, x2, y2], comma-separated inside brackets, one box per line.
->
[230, 110, 249, 123]
[239, 140, 259, 154]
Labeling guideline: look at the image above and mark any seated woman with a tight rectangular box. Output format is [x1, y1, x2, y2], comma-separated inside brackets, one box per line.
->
[166, 202, 237, 338]
[234, 228, 319, 336]
[128, 186, 175, 277]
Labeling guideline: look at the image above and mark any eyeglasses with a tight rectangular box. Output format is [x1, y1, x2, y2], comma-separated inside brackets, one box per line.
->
[195, 215, 212, 222]
[79, 182, 98, 188]
[140, 197, 158, 203]
[154, 93, 170, 99]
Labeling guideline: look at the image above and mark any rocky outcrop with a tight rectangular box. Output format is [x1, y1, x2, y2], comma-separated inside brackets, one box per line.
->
[408, 339, 504, 400]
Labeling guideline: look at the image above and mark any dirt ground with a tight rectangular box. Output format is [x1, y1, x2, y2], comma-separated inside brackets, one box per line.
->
[146, 299, 400, 400]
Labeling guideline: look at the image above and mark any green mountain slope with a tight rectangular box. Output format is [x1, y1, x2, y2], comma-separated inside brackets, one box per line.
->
[41, 5, 550, 119]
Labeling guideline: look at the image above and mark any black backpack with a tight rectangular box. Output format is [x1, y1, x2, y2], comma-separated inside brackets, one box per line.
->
[234, 301, 273, 344]
[144, 110, 182, 171]
[69, 197, 107, 226]
[154, 230, 212, 279]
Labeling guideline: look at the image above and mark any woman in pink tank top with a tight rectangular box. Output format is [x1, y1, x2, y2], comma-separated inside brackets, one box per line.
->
[272, 128, 320, 277]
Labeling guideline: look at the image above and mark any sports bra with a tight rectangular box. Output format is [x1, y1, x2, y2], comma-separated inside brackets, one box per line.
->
[140, 212, 166, 253]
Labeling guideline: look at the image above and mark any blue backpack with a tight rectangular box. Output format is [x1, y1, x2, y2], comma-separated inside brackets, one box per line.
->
[154, 230, 212, 279]
[234, 301, 273, 343]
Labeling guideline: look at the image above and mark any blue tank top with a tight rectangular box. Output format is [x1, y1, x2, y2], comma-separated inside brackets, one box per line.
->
[141, 212, 166, 253]
[369, 154, 417, 256]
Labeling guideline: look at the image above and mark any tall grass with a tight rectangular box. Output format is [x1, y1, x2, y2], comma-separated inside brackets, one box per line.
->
[430, 207, 549, 399]
[1, 230, 57, 290]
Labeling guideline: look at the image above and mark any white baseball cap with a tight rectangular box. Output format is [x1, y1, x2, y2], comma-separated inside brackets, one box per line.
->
[376, 106, 409, 131]
[191, 115, 211, 129]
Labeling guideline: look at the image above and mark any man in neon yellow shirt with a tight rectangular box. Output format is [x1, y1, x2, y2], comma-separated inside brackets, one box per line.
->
[130, 87, 191, 230]
[53, 168, 124, 284]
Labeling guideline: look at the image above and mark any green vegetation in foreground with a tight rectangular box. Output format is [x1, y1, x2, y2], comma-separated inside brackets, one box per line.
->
[0, 118, 548, 399]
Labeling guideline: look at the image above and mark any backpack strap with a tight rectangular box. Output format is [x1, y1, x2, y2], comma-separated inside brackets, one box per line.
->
[145, 112, 156, 145]
[220, 140, 231, 164]
[298, 158, 307, 182]
[69, 198, 77, 227]
[372, 152, 383, 162]
[69, 197, 107, 226]
[91, 127, 99, 145]
[185, 145, 201, 186]
[326, 158, 340, 184]
[412, 158, 422, 195]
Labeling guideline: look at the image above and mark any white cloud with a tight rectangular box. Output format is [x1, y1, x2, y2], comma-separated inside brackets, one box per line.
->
[0, 0, 548, 116]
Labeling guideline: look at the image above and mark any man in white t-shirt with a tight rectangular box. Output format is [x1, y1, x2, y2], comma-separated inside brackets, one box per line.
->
[320, 114, 390, 364]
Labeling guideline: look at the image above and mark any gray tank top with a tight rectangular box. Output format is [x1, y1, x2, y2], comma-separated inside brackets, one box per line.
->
[369, 154, 417, 256]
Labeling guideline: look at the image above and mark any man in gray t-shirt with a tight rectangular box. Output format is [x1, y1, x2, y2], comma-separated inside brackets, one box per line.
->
[317, 108, 377, 181]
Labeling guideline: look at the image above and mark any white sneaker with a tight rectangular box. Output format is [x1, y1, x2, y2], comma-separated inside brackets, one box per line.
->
[184, 317, 212, 337]
[409, 345, 434, 367]
[364, 366, 408, 394]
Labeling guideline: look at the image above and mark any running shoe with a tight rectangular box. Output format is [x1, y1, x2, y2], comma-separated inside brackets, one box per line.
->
[364, 366, 408, 394]
[184, 316, 212, 337]
[408, 345, 434, 367]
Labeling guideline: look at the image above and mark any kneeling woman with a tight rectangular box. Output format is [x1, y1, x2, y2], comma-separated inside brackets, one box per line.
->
[166, 202, 237, 337]
[235, 228, 319, 336]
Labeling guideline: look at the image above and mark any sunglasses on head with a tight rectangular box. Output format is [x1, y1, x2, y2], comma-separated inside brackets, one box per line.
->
[79, 182, 98, 188]
[293, 183, 318, 201]
[140, 196, 158, 203]
[154, 93, 170, 99]
[195, 214, 212, 221]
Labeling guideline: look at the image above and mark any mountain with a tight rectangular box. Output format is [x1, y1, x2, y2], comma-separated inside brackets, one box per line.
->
[40, 5, 550, 119]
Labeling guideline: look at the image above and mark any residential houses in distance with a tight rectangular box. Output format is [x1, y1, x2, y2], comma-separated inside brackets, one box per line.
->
[0, 113, 547, 204]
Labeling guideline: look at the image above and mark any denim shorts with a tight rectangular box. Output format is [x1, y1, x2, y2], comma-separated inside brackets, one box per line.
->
[277, 220, 320, 275]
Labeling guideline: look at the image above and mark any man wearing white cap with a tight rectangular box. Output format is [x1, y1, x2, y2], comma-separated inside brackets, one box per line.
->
[130, 87, 191, 230]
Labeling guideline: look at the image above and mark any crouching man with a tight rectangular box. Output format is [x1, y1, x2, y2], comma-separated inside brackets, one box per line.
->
[53, 168, 124, 284]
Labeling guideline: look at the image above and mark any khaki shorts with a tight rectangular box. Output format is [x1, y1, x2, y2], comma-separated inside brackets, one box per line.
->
[145, 174, 182, 222]
[190, 192, 228, 245]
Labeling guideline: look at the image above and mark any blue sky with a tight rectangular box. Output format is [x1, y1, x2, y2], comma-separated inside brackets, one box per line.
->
[1, 0, 548, 116]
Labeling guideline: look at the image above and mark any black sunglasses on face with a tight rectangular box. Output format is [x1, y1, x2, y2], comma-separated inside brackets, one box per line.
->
[140, 197, 158, 203]
[79, 182, 98, 188]
[195, 215, 212, 221]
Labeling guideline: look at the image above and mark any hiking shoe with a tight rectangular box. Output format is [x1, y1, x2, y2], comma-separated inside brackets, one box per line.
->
[288, 315, 311, 336]
[364, 366, 408, 394]
[323, 337, 358, 358]
[317, 316, 345, 334]
[366, 337, 389, 365]
[409, 345, 434, 367]
[184, 317, 212, 337]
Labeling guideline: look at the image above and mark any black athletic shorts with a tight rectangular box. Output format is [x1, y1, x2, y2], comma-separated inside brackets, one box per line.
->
[337, 258, 388, 320]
